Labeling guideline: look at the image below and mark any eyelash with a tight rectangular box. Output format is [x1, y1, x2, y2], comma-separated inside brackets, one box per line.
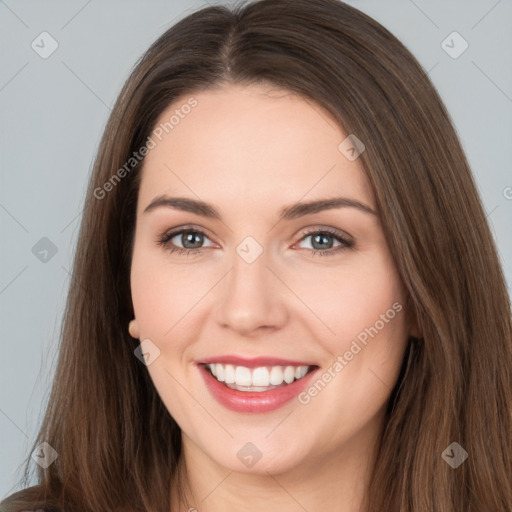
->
[155, 224, 354, 257]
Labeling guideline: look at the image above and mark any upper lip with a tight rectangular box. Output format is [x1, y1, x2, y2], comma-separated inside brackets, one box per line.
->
[197, 355, 317, 368]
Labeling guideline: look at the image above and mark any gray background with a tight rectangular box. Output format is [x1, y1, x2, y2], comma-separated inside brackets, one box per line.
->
[1, 0, 511, 497]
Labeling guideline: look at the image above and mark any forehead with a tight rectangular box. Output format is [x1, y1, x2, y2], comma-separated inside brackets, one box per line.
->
[137, 83, 373, 217]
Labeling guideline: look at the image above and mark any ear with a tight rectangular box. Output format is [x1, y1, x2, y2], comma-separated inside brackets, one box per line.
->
[403, 293, 422, 339]
[407, 305, 422, 339]
[409, 320, 422, 339]
[128, 319, 140, 339]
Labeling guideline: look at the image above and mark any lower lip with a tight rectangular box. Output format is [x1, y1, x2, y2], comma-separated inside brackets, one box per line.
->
[198, 364, 319, 413]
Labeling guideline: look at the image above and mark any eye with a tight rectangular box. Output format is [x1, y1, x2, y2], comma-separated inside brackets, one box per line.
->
[156, 226, 215, 256]
[295, 228, 354, 256]
[156, 225, 354, 257]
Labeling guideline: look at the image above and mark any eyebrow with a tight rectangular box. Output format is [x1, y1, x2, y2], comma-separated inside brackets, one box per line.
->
[143, 195, 377, 220]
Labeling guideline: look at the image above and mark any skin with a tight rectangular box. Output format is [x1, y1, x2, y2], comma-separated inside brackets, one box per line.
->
[129, 82, 421, 512]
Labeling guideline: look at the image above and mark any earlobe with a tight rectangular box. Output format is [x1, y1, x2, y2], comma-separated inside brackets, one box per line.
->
[405, 298, 423, 339]
[409, 313, 423, 339]
[409, 324, 422, 340]
[128, 319, 140, 339]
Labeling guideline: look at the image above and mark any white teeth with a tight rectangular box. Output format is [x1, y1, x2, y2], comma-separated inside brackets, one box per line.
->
[234, 366, 252, 386]
[251, 367, 270, 386]
[205, 363, 311, 391]
[269, 366, 284, 385]
[215, 363, 224, 382]
[224, 364, 235, 384]
[283, 366, 295, 384]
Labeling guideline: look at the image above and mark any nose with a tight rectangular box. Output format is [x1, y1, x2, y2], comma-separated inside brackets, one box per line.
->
[215, 247, 288, 337]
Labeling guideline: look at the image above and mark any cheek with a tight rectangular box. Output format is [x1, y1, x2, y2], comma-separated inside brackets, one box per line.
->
[130, 252, 203, 415]
[286, 251, 405, 354]
[130, 245, 200, 336]
[301, 254, 408, 420]
[130, 264, 170, 334]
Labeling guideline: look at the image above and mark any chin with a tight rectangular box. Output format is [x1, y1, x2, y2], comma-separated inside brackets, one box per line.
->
[201, 436, 311, 476]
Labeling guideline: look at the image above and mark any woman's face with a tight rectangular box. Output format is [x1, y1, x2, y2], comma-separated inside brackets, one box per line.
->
[130, 82, 417, 476]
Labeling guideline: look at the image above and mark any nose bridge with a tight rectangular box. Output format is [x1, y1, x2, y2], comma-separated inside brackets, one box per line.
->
[229, 244, 269, 297]
[216, 239, 286, 334]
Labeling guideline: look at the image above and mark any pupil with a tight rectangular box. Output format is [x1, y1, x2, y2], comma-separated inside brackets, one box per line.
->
[312, 234, 332, 250]
[183, 232, 203, 249]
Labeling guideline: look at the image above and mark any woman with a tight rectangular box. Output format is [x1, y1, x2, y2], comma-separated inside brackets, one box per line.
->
[2, 0, 511, 510]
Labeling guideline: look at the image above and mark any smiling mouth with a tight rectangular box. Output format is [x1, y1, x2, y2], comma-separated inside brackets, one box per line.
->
[203, 362, 316, 392]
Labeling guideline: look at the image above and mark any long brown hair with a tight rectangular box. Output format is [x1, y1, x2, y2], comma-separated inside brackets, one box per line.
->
[2, 0, 511, 510]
